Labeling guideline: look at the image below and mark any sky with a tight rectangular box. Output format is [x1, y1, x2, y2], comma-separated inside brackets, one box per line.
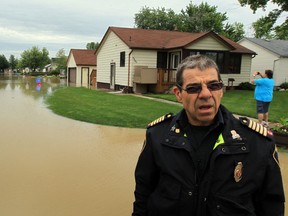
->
[0, 0, 286, 59]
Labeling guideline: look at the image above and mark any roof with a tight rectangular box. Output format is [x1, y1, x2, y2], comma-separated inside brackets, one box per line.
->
[243, 38, 288, 57]
[69, 49, 96, 66]
[98, 26, 255, 54]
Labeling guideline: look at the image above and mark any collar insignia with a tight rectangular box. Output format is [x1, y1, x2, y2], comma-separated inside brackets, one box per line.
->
[230, 130, 241, 140]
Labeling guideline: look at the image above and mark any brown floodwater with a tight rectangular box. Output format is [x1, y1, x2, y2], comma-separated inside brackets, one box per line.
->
[0, 74, 286, 215]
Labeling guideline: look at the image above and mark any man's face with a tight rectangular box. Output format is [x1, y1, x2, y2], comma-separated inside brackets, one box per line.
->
[173, 67, 223, 126]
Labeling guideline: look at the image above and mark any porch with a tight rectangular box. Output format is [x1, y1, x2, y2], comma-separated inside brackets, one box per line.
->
[133, 66, 176, 93]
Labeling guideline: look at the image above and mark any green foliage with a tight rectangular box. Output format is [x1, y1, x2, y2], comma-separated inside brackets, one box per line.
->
[55, 49, 67, 74]
[179, 2, 227, 33]
[134, 6, 179, 30]
[238, 0, 288, 39]
[237, 82, 255, 90]
[9, 55, 18, 71]
[19, 46, 51, 72]
[86, 42, 99, 50]
[134, 2, 245, 41]
[222, 22, 245, 41]
[280, 82, 288, 89]
[0, 54, 9, 72]
[271, 117, 288, 135]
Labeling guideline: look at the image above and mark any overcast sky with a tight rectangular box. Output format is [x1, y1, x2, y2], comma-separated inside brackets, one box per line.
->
[0, 0, 285, 59]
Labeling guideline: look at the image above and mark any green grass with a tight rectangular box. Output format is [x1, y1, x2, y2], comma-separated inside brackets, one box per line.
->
[46, 88, 288, 128]
[146, 90, 288, 123]
[45, 87, 181, 128]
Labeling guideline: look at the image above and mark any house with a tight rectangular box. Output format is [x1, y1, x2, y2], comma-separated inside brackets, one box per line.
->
[96, 27, 256, 93]
[66, 49, 96, 86]
[238, 38, 288, 86]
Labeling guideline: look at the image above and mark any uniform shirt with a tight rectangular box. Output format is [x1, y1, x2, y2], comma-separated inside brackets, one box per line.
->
[132, 105, 285, 216]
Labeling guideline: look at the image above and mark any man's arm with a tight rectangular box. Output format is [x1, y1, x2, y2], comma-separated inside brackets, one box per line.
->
[255, 144, 285, 216]
[132, 132, 159, 216]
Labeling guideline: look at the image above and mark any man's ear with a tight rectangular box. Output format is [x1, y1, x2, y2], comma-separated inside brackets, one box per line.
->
[173, 86, 182, 103]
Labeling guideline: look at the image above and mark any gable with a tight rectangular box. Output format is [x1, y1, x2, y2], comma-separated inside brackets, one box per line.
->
[185, 35, 230, 51]
[69, 49, 96, 66]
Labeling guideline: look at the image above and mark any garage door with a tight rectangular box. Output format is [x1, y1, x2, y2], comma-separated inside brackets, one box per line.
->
[69, 68, 76, 83]
[81, 68, 89, 85]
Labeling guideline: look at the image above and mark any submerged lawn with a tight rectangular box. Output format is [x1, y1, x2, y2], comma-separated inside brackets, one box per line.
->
[45, 87, 181, 128]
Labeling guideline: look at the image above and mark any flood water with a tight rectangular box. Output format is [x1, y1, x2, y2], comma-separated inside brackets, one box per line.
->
[0, 74, 287, 216]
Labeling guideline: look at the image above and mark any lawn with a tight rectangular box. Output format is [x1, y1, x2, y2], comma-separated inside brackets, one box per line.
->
[145, 90, 288, 123]
[46, 87, 287, 128]
[45, 87, 181, 128]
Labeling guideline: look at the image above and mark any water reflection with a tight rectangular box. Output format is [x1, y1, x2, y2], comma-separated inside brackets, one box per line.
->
[0, 74, 145, 216]
[0, 74, 66, 100]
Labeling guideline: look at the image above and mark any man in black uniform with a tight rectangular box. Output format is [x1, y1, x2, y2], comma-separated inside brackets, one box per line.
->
[132, 55, 285, 216]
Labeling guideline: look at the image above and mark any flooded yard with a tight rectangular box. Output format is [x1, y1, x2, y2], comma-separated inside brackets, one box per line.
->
[0, 74, 286, 215]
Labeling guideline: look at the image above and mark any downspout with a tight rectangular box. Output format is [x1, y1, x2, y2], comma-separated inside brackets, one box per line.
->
[273, 57, 280, 85]
[128, 49, 134, 87]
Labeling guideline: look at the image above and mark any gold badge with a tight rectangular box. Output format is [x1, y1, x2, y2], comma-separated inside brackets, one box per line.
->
[234, 162, 243, 182]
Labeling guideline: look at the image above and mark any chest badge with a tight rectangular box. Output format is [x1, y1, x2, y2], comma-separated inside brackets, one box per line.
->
[234, 162, 243, 182]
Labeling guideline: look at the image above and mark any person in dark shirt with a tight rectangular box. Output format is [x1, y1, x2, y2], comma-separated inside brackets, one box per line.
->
[132, 55, 285, 216]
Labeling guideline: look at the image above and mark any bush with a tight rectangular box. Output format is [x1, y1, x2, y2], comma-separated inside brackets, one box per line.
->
[279, 82, 288, 90]
[237, 82, 255, 90]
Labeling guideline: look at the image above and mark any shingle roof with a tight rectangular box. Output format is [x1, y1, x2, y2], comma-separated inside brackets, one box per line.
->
[244, 38, 288, 57]
[69, 49, 96, 66]
[100, 26, 255, 54]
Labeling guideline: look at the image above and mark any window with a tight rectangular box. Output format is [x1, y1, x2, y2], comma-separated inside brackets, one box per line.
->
[120, 51, 125, 67]
[228, 54, 241, 74]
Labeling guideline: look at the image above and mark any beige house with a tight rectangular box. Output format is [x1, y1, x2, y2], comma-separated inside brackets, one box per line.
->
[66, 49, 96, 86]
[96, 27, 256, 93]
[238, 38, 288, 86]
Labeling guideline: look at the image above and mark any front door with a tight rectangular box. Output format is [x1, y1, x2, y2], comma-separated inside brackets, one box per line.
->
[110, 63, 116, 90]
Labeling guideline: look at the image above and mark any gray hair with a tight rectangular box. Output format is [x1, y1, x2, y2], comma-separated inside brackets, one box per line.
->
[176, 55, 222, 87]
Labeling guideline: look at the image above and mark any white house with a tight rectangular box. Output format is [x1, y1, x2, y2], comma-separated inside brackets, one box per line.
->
[66, 49, 96, 86]
[96, 27, 256, 93]
[238, 38, 288, 86]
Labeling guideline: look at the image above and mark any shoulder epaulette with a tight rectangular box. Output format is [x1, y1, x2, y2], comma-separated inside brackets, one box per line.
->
[147, 113, 173, 128]
[239, 117, 273, 138]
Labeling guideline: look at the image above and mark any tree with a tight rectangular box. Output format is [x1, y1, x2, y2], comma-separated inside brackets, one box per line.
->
[86, 42, 99, 50]
[0, 54, 9, 72]
[134, 7, 180, 30]
[9, 55, 18, 71]
[221, 22, 245, 41]
[55, 48, 67, 74]
[19, 46, 50, 72]
[134, 2, 245, 41]
[179, 2, 227, 33]
[238, 0, 288, 39]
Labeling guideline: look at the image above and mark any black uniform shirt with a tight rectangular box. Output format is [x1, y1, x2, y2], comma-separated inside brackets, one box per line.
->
[176, 110, 224, 179]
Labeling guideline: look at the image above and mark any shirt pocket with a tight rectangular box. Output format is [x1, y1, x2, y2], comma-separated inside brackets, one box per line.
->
[209, 194, 255, 216]
[147, 178, 182, 216]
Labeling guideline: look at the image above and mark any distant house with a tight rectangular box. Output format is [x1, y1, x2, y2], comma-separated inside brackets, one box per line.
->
[66, 49, 96, 86]
[96, 27, 256, 93]
[238, 38, 288, 86]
